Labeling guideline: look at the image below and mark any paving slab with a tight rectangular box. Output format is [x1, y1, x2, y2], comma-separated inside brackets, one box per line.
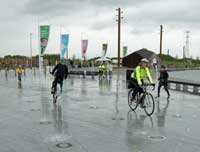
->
[0, 69, 200, 152]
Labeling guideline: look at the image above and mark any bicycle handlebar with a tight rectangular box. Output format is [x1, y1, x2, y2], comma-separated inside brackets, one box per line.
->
[142, 83, 155, 90]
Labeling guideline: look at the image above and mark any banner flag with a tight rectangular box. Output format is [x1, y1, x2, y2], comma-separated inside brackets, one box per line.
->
[81, 39, 88, 59]
[60, 34, 69, 59]
[40, 25, 50, 56]
[102, 43, 108, 58]
[123, 46, 128, 57]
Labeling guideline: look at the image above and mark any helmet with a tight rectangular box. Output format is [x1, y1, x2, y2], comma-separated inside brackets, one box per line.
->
[60, 58, 66, 64]
[161, 65, 166, 68]
[140, 58, 149, 63]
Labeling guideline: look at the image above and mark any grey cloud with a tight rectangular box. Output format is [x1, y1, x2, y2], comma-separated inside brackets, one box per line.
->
[22, 0, 165, 31]
[23, 0, 159, 16]
[23, 0, 78, 15]
[128, 0, 200, 26]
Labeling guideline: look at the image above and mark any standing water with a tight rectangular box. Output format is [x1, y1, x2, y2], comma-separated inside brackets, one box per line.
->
[169, 70, 200, 83]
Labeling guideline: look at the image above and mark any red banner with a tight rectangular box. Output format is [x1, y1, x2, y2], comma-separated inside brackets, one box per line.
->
[81, 39, 88, 59]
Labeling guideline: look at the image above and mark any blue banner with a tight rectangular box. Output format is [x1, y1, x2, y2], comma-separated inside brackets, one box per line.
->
[61, 34, 69, 59]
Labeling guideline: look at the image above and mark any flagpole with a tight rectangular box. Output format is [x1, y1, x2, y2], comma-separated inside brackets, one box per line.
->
[30, 33, 33, 69]
[60, 25, 62, 59]
[66, 32, 68, 60]
[38, 17, 42, 74]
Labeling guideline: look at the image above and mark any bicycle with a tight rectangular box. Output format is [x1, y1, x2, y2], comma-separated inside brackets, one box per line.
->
[51, 76, 63, 104]
[128, 83, 155, 116]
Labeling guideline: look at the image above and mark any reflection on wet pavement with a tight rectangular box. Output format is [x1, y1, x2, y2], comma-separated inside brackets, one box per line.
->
[0, 69, 200, 152]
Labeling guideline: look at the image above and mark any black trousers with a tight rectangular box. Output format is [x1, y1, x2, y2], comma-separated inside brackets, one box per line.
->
[52, 76, 64, 91]
[130, 79, 143, 98]
[157, 81, 170, 97]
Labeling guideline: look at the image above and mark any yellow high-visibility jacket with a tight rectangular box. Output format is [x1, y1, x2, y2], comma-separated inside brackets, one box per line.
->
[131, 66, 153, 85]
[16, 68, 24, 74]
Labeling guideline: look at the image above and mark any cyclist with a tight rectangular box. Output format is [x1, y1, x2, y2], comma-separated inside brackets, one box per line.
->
[130, 58, 155, 101]
[51, 58, 68, 94]
[16, 65, 24, 82]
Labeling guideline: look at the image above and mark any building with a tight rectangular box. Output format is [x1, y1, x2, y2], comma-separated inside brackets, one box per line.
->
[122, 48, 161, 68]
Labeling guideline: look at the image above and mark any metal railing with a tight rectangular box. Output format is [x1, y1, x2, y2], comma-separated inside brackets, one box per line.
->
[168, 78, 200, 95]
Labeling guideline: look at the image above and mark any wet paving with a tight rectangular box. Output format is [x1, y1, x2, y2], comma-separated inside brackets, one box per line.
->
[0, 69, 200, 152]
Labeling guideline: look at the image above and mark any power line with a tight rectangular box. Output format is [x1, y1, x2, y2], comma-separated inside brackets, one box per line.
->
[185, 31, 190, 58]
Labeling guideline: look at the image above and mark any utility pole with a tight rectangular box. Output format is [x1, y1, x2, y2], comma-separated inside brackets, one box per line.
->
[160, 25, 163, 57]
[30, 33, 33, 69]
[183, 46, 186, 58]
[116, 8, 123, 67]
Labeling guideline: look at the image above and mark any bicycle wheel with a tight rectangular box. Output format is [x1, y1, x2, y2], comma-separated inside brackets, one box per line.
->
[143, 93, 155, 116]
[128, 89, 139, 111]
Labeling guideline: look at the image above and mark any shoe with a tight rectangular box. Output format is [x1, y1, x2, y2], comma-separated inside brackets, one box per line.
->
[131, 96, 135, 101]
[155, 95, 160, 98]
[167, 94, 170, 98]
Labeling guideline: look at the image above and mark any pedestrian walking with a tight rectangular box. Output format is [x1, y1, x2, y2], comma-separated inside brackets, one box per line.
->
[157, 65, 170, 98]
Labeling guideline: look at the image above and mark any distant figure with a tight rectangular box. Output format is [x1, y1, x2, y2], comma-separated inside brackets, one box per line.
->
[48, 60, 51, 66]
[107, 63, 113, 78]
[98, 63, 106, 77]
[89, 62, 92, 67]
[152, 58, 158, 71]
[78, 62, 81, 68]
[52, 60, 57, 66]
[157, 65, 170, 98]
[70, 60, 74, 68]
[16, 65, 24, 82]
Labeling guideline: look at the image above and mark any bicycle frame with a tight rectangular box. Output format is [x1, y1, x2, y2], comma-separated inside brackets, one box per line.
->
[128, 83, 155, 116]
[52, 75, 63, 104]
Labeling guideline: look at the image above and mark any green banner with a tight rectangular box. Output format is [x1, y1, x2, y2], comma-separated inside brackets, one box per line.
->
[40, 25, 50, 56]
[123, 46, 128, 57]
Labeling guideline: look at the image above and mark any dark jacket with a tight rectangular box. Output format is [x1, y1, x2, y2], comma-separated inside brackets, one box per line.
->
[52, 63, 68, 78]
[159, 71, 168, 85]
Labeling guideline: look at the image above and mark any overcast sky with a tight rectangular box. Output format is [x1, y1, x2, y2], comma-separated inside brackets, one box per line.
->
[0, 0, 200, 59]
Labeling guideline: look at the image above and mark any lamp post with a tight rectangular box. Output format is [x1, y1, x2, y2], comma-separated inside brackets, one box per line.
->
[30, 33, 33, 69]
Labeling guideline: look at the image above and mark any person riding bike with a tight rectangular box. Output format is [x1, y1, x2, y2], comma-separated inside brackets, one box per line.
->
[51, 58, 68, 94]
[130, 58, 155, 101]
[16, 65, 24, 82]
